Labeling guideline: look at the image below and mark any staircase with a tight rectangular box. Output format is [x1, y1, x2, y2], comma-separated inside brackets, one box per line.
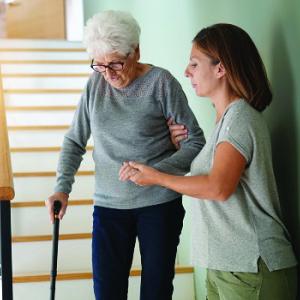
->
[0, 39, 195, 300]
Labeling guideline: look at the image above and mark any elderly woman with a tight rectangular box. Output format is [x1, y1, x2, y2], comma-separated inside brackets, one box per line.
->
[46, 10, 205, 300]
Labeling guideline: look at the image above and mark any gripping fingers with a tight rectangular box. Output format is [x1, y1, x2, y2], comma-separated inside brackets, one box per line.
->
[46, 200, 55, 224]
[167, 117, 175, 126]
[58, 203, 67, 220]
[46, 193, 68, 223]
[175, 133, 188, 142]
[170, 126, 187, 135]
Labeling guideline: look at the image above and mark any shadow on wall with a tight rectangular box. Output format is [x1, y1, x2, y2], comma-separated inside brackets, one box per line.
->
[265, 22, 300, 265]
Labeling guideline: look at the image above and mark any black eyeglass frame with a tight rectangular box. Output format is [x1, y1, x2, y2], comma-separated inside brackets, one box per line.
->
[90, 52, 131, 73]
[90, 52, 130, 73]
[90, 59, 126, 73]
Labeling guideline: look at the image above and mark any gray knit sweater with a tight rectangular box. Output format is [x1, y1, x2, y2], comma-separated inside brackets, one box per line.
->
[54, 66, 205, 209]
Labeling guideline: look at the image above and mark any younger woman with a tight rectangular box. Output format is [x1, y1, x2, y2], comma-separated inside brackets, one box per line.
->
[120, 23, 298, 300]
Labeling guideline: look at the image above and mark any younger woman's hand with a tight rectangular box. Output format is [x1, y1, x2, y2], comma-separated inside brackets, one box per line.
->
[119, 161, 139, 181]
[126, 161, 161, 186]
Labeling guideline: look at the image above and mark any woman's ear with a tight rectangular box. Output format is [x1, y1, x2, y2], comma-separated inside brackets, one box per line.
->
[216, 62, 226, 79]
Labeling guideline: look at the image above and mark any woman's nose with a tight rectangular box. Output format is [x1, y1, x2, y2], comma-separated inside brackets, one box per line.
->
[184, 67, 191, 78]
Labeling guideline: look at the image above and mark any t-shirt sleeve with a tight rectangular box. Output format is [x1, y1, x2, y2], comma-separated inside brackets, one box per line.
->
[216, 112, 253, 164]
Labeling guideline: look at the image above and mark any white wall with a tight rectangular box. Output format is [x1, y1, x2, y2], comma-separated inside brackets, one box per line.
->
[65, 0, 84, 41]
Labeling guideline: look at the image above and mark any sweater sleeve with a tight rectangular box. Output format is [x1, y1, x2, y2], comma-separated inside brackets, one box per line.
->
[54, 79, 92, 194]
[153, 76, 205, 175]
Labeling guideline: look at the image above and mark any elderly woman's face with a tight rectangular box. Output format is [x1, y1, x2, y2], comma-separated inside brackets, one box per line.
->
[93, 49, 139, 89]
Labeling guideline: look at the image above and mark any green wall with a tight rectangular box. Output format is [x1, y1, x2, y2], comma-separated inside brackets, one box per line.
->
[83, 1, 300, 299]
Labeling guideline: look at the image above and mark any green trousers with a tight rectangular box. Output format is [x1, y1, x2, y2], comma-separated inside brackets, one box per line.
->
[206, 258, 298, 300]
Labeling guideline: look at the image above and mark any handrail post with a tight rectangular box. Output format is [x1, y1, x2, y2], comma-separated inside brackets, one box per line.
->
[0, 64, 14, 300]
[0, 200, 13, 300]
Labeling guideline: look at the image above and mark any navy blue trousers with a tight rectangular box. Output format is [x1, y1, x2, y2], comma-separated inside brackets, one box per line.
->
[92, 198, 185, 300]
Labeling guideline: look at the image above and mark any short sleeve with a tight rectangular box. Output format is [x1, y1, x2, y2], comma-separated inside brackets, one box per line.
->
[217, 112, 253, 164]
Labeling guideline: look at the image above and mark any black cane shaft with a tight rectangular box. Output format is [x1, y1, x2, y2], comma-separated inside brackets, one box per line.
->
[50, 200, 61, 300]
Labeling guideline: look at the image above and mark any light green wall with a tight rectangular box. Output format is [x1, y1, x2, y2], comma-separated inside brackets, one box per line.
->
[83, 1, 300, 299]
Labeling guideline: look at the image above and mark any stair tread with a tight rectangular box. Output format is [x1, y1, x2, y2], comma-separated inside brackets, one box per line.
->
[13, 171, 94, 177]
[6, 106, 77, 111]
[10, 146, 93, 152]
[12, 199, 93, 208]
[12, 233, 92, 243]
[2, 73, 90, 77]
[0, 60, 89, 64]
[13, 266, 194, 283]
[8, 125, 70, 130]
[0, 48, 86, 52]
[4, 89, 83, 93]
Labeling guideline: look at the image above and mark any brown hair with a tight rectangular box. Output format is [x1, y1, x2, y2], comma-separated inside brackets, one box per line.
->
[193, 23, 272, 111]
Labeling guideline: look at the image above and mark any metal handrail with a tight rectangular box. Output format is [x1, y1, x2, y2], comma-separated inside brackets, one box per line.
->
[0, 64, 14, 300]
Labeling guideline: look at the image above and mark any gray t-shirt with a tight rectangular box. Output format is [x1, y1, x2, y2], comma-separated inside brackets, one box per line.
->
[55, 66, 205, 209]
[190, 99, 297, 272]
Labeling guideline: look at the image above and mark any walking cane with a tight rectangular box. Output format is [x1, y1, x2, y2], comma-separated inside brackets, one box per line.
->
[50, 200, 62, 300]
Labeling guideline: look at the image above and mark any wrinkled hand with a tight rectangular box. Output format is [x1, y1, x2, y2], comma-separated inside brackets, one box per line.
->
[119, 161, 160, 186]
[167, 118, 188, 149]
[45, 192, 69, 224]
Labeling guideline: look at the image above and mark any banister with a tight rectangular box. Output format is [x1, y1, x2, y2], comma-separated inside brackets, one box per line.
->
[0, 64, 14, 300]
[0, 65, 14, 201]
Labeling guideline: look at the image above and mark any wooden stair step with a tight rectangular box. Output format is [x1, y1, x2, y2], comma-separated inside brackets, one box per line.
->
[13, 171, 94, 177]
[10, 146, 93, 152]
[4, 89, 83, 94]
[0, 60, 89, 64]
[11, 199, 93, 208]
[12, 233, 92, 243]
[14, 272, 93, 283]
[6, 106, 77, 111]
[1, 73, 90, 77]
[8, 125, 69, 130]
[13, 266, 194, 283]
[0, 48, 86, 52]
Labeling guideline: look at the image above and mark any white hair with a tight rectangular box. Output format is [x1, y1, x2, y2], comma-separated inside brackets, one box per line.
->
[83, 10, 141, 58]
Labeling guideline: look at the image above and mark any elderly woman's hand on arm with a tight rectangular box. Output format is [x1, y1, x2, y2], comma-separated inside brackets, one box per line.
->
[167, 118, 188, 149]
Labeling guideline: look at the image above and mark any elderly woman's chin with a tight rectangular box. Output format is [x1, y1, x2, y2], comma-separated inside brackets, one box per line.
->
[106, 77, 124, 89]
[104, 75, 129, 89]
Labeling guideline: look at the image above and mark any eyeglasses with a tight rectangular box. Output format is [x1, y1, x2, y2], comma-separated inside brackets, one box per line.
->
[90, 53, 131, 73]
[90, 59, 125, 73]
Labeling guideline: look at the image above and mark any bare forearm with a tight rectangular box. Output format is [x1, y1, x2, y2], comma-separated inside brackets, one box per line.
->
[127, 143, 245, 201]
[156, 172, 225, 201]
